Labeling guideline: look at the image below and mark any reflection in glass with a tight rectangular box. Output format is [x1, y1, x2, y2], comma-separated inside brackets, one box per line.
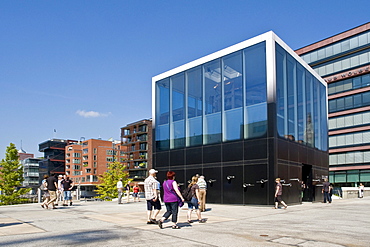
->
[245, 42, 267, 138]
[297, 64, 305, 143]
[186, 67, 203, 146]
[171, 74, 185, 148]
[287, 55, 296, 141]
[156, 79, 170, 150]
[276, 44, 286, 137]
[204, 60, 222, 144]
[223, 51, 243, 141]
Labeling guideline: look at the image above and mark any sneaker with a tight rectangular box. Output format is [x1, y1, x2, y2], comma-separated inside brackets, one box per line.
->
[70, 202, 73, 206]
[150, 219, 158, 224]
[147, 221, 155, 224]
[158, 220, 163, 229]
[199, 219, 206, 223]
[187, 220, 193, 223]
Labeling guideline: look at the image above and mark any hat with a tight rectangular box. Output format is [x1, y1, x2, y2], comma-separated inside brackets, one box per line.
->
[149, 169, 158, 174]
[58, 175, 63, 178]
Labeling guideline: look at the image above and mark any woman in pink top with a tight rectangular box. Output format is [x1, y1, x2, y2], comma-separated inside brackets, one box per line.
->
[158, 171, 184, 229]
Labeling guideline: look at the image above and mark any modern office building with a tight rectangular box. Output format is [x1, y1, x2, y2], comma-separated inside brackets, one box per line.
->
[21, 157, 42, 192]
[296, 22, 370, 188]
[65, 138, 124, 197]
[120, 119, 152, 181]
[38, 139, 76, 182]
[152, 31, 328, 205]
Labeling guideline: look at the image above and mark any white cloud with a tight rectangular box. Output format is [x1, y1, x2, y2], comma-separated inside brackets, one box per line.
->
[76, 110, 111, 118]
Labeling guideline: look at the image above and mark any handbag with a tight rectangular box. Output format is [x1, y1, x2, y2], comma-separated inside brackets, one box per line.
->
[165, 180, 184, 207]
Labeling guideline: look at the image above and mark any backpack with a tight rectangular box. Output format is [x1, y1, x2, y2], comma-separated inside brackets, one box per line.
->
[39, 181, 48, 191]
[182, 185, 194, 201]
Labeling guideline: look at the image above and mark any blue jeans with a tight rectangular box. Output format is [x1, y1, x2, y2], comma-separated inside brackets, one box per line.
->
[324, 191, 331, 203]
[163, 202, 179, 223]
[187, 197, 199, 210]
[63, 190, 72, 201]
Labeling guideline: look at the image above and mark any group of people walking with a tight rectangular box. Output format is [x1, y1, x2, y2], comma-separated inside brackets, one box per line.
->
[116, 179, 141, 204]
[40, 173, 74, 209]
[143, 169, 207, 229]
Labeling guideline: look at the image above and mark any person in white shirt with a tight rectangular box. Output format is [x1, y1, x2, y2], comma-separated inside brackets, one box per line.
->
[359, 183, 365, 198]
[144, 169, 161, 224]
[117, 178, 123, 204]
[197, 175, 207, 212]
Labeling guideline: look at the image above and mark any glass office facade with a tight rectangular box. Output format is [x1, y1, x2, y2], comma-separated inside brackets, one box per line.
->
[153, 32, 328, 204]
[155, 42, 267, 151]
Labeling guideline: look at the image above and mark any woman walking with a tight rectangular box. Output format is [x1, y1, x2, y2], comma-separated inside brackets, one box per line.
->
[40, 175, 50, 209]
[158, 171, 185, 229]
[187, 176, 206, 223]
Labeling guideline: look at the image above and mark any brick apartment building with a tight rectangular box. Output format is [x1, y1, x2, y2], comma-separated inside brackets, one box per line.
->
[65, 138, 124, 198]
[120, 119, 152, 181]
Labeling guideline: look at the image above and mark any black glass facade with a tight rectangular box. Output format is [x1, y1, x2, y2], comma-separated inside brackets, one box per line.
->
[153, 32, 328, 205]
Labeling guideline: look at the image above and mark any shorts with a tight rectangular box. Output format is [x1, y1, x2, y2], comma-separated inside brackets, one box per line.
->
[63, 190, 72, 201]
[133, 192, 138, 197]
[187, 197, 199, 210]
[146, 199, 161, 211]
[274, 195, 283, 203]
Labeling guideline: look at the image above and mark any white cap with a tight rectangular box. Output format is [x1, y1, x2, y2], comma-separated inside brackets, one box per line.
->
[149, 169, 158, 174]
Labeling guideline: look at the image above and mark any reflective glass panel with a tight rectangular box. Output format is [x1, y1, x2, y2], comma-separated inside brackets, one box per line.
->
[186, 67, 203, 147]
[276, 44, 286, 137]
[245, 42, 267, 139]
[155, 78, 170, 150]
[287, 55, 296, 140]
[171, 74, 185, 148]
[223, 51, 243, 141]
[204, 60, 222, 144]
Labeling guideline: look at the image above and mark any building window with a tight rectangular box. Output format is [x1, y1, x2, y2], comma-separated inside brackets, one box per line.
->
[85, 168, 91, 173]
[73, 153, 81, 158]
[83, 148, 88, 154]
[73, 171, 81, 176]
[186, 66, 203, 147]
[93, 148, 97, 154]
[73, 159, 81, 164]
[106, 157, 114, 162]
[82, 177, 85, 182]
[73, 165, 81, 170]
[93, 155, 97, 161]
[139, 143, 147, 150]
[93, 162, 97, 168]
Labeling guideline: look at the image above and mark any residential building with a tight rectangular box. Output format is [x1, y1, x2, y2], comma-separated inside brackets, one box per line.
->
[296, 22, 370, 187]
[121, 119, 152, 181]
[152, 31, 328, 205]
[38, 139, 76, 183]
[18, 148, 34, 161]
[65, 138, 124, 198]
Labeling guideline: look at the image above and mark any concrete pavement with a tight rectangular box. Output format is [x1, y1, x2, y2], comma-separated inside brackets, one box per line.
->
[0, 197, 369, 246]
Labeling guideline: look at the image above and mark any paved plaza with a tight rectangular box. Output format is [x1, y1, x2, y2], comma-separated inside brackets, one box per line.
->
[0, 196, 369, 247]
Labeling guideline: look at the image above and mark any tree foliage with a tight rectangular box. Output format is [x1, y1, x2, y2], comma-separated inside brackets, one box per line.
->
[95, 161, 131, 201]
[0, 143, 31, 205]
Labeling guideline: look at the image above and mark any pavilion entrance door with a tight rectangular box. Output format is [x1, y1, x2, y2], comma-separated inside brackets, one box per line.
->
[302, 164, 313, 202]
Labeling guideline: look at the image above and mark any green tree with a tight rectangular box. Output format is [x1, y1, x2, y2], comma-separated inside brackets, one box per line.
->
[0, 143, 31, 205]
[95, 161, 131, 201]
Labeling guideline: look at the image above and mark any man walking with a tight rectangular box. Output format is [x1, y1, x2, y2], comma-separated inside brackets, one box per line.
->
[322, 178, 332, 203]
[46, 172, 58, 209]
[274, 178, 288, 209]
[117, 178, 123, 204]
[197, 175, 207, 212]
[144, 169, 161, 224]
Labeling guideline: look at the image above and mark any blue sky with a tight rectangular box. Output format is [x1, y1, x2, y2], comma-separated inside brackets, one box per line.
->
[1, 0, 369, 159]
